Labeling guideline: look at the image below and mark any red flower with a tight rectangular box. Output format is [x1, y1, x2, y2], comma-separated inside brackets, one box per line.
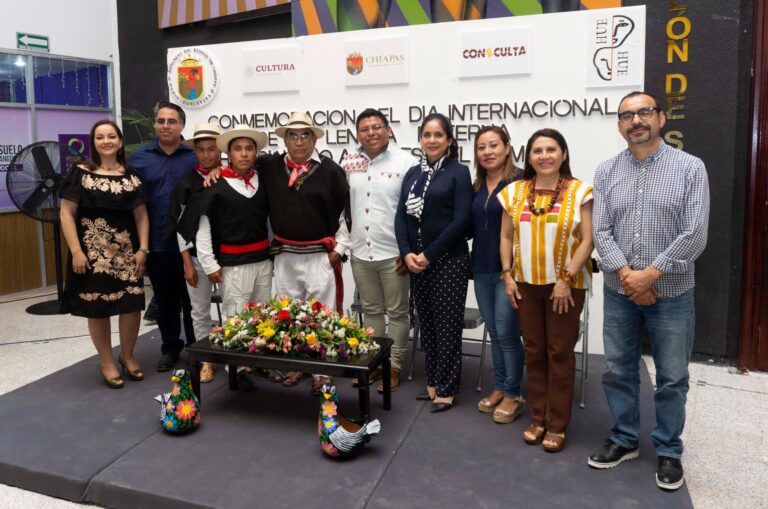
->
[277, 309, 291, 321]
[312, 301, 323, 312]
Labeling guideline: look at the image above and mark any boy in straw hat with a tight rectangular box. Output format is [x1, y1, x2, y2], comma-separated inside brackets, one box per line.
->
[259, 111, 351, 395]
[178, 124, 272, 390]
[166, 123, 223, 382]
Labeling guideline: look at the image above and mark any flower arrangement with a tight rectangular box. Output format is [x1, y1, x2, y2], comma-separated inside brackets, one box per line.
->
[209, 297, 380, 361]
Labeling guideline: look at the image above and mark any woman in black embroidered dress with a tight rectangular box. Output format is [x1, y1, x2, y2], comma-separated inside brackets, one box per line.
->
[60, 120, 149, 389]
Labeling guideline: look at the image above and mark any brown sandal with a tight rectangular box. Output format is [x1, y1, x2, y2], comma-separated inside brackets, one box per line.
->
[492, 396, 525, 424]
[282, 371, 309, 387]
[523, 424, 546, 445]
[542, 432, 566, 452]
[200, 362, 216, 383]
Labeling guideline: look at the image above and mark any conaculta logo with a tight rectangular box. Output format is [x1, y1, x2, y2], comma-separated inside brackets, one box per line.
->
[462, 46, 527, 59]
[167, 48, 219, 109]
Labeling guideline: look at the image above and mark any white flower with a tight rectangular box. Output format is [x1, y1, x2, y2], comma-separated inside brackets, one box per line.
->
[334, 328, 346, 338]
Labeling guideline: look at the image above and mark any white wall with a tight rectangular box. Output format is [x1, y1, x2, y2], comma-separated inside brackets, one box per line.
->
[0, 0, 121, 113]
[0, 0, 117, 61]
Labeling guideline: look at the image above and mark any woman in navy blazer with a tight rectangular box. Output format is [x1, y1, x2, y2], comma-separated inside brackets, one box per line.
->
[395, 113, 473, 412]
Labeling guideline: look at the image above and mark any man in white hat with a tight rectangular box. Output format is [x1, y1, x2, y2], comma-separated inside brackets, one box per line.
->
[178, 125, 272, 353]
[259, 111, 350, 395]
[166, 123, 223, 382]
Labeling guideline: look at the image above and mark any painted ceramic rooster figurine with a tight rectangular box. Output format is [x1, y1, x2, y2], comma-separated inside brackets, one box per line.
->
[154, 369, 201, 433]
[318, 384, 380, 458]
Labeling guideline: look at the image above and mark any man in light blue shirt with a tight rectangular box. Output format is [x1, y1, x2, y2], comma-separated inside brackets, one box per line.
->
[588, 91, 709, 492]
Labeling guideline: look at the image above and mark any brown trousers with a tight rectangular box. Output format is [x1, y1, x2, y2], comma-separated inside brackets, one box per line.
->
[517, 283, 586, 434]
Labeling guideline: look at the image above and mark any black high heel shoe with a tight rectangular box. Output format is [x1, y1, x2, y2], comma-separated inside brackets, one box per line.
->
[118, 356, 144, 381]
[416, 389, 435, 401]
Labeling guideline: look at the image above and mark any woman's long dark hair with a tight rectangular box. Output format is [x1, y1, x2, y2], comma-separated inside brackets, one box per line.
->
[522, 128, 572, 180]
[472, 125, 521, 191]
[420, 113, 459, 160]
[84, 119, 127, 170]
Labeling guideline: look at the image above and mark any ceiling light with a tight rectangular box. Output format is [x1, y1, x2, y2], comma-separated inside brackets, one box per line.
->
[14, 56, 26, 67]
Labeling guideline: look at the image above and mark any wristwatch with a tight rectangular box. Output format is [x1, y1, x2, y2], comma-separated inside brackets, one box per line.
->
[137, 248, 150, 255]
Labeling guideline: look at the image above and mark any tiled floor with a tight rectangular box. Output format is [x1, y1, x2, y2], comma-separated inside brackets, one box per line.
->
[0, 288, 766, 508]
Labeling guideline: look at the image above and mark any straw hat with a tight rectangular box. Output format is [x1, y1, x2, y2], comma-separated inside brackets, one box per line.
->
[275, 111, 324, 139]
[182, 123, 222, 147]
[216, 124, 269, 153]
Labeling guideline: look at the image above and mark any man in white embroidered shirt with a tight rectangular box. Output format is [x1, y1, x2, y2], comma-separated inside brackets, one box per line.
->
[588, 91, 709, 492]
[340, 108, 418, 393]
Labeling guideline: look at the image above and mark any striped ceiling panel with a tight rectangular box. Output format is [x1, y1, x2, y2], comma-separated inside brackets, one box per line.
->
[157, 0, 291, 29]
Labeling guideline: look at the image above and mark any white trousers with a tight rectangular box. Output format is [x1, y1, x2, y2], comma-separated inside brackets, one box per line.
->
[221, 259, 274, 319]
[273, 252, 335, 308]
[186, 255, 213, 342]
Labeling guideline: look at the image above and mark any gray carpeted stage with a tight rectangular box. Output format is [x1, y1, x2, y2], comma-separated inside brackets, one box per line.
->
[0, 330, 693, 508]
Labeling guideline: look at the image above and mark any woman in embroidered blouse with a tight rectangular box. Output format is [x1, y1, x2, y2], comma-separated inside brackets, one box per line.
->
[395, 113, 473, 413]
[498, 128, 593, 451]
[472, 126, 526, 423]
[60, 120, 149, 389]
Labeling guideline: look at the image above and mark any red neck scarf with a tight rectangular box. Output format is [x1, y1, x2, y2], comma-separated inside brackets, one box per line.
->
[221, 165, 255, 189]
[285, 156, 313, 188]
[195, 163, 217, 177]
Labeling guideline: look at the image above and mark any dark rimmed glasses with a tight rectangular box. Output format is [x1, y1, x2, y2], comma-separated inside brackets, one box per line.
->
[618, 107, 660, 123]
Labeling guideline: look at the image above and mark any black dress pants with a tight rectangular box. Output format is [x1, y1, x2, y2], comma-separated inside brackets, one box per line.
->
[146, 251, 194, 355]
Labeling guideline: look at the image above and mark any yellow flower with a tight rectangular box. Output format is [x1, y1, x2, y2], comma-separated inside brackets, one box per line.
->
[306, 333, 317, 346]
[261, 326, 275, 339]
[347, 337, 359, 350]
[279, 298, 290, 308]
[339, 317, 350, 326]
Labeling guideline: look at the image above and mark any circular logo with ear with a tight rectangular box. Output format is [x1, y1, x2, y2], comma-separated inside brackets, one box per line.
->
[167, 48, 219, 109]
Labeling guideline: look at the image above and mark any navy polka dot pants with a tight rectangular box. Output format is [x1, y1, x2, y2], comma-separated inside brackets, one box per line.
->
[411, 254, 469, 397]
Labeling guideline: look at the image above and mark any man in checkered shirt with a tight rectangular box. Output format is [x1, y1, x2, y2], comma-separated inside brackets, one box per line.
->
[587, 91, 709, 492]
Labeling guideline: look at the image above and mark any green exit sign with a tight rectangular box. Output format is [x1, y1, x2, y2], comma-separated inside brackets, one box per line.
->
[17, 32, 49, 52]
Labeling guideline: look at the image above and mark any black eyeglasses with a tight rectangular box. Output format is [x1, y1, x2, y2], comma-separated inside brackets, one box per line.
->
[155, 118, 180, 126]
[617, 107, 660, 123]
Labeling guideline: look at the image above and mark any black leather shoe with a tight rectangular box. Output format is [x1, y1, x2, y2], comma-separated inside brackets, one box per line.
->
[416, 390, 434, 401]
[430, 401, 453, 413]
[656, 456, 684, 491]
[156, 353, 179, 372]
[587, 439, 639, 469]
[236, 370, 258, 393]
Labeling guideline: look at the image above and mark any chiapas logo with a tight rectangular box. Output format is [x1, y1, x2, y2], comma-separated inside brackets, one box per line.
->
[167, 48, 219, 108]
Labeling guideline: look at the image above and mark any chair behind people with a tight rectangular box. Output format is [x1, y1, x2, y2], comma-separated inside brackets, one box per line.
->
[574, 257, 598, 409]
[407, 307, 489, 392]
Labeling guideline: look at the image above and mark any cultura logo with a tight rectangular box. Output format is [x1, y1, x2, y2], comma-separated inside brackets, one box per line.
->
[462, 46, 527, 59]
[347, 52, 364, 75]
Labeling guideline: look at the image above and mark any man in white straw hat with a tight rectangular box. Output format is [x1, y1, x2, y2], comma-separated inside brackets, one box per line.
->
[178, 124, 272, 391]
[165, 122, 223, 382]
[259, 111, 350, 396]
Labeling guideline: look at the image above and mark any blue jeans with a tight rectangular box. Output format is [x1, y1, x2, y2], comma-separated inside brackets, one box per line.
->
[602, 285, 695, 458]
[474, 273, 524, 397]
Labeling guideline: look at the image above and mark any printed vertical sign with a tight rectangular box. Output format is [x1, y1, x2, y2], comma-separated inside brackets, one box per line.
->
[58, 134, 90, 174]
[344, 36, 409, 87]
[585, 7, 645, 88]
[458, 28, 532, 78]
[242, 44, 300, 94]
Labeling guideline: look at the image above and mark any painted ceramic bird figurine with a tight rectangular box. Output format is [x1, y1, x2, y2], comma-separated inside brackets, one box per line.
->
[318, 384, 380, 458]
[154, 369, 201, 433]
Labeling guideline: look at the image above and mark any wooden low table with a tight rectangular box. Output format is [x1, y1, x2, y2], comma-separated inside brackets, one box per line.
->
[186, 337, 393, 420]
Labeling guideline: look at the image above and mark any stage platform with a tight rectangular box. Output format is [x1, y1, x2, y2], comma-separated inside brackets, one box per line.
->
[0, 330, 692, 508]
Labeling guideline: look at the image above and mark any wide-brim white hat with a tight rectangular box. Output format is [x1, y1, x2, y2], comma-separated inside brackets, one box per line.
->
[216, 124, 269, 153]
[182, 123, 222, 147]
[274, 111, 324, 139]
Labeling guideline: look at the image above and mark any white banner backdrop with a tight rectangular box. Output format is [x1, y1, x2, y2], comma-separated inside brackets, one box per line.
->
[168, 6, 646, 354]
